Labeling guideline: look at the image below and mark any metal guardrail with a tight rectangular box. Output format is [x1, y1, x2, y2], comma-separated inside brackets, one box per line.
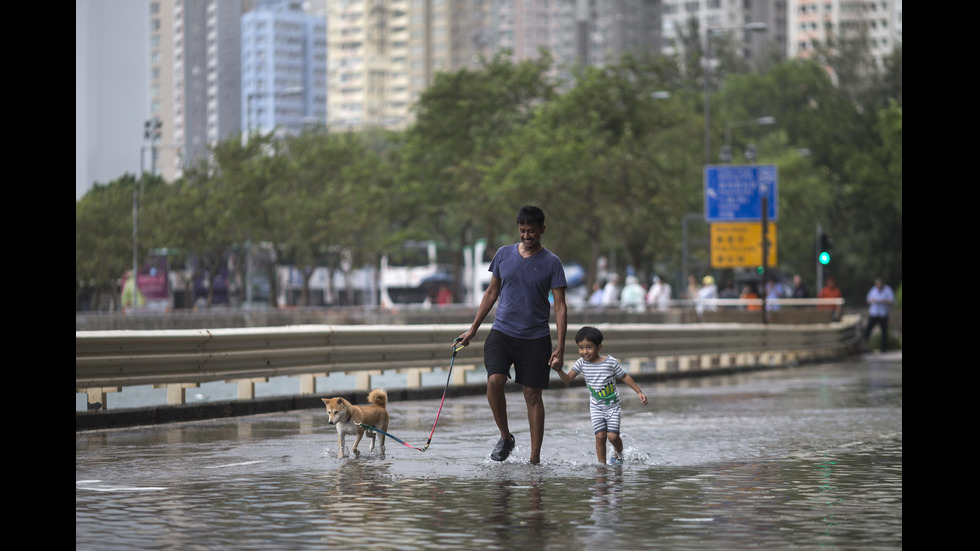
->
[76, 316, 863, 408]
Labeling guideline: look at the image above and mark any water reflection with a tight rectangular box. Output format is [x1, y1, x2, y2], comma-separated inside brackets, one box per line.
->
[77, 357, 901, 550]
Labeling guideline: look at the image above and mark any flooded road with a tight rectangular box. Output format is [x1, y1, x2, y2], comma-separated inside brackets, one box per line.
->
[76, 353, 901, 550]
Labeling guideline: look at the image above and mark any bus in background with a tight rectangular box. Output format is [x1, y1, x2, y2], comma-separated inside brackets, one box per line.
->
[464, 239, 492, 306]
[379, 240, 455, 309]
[464, 238, 587, 308]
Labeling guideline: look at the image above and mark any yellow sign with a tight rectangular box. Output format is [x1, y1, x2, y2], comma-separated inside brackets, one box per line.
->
[710, 222, 777, 268]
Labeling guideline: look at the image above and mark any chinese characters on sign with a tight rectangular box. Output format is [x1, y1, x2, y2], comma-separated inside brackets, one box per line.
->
[710, 222, 777, 268]
[704, 165, 777, 222]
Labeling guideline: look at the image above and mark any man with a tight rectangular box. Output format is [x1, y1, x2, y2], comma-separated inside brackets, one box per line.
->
[864, 277, 894, 353]
[792, 274, 809, 298]
[457, 206, 567, 465]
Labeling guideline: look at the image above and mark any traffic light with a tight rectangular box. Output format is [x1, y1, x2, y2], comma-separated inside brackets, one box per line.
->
[819, 232, 832, 265]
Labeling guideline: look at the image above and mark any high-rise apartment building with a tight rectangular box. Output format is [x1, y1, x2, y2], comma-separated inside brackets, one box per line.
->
[406, 0, 496, 111]
[149, 0, 244, 181]
[327, 0, 411, 130]
[660, 0, 786, 67]
[788, 0, 901, 69]
[349, 0, 663, 130]
[242, 0, 327, 136]
[593, 0, 662, 64]
[149, 0, 177, 181]
[136, 0, 900, 185]
[176, 0, 243, 174]
[149, 0, 325, 181]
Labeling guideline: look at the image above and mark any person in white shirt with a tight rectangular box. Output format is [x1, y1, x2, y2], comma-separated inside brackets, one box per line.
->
[619, 275, 645, 312]
[601, 273, 620, 308]
[697, 275, 718, 315]
[646, 275, 671, 310]
[864, 278, 895, 352]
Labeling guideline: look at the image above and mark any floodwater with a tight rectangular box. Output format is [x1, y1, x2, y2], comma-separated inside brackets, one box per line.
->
[76, 353, 901, 550]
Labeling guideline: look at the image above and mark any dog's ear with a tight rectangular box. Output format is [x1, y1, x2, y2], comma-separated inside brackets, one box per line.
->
[321, 398, 330, 405]
[338, 398, 348, 406]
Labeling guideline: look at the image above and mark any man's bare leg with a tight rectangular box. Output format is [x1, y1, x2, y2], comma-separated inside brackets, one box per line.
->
[524, 386, 544, 464]
[487, 373, 510, 438]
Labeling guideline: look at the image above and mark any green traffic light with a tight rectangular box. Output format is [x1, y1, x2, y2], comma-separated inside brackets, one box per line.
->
[819, 251, 831, 265]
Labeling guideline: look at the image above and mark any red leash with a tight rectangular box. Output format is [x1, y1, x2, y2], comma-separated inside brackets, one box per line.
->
[357, 338, 465, 453]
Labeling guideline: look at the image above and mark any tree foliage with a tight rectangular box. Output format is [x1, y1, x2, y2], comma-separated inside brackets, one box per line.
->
[77, 43, 901, 310]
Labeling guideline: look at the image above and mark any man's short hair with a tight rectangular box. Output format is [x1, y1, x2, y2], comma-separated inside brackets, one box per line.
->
[517, 205, 545, 227]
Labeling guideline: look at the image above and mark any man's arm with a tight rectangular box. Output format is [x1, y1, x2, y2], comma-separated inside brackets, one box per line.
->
[549, 286, 567, 369]
[458, 276, 500, 346]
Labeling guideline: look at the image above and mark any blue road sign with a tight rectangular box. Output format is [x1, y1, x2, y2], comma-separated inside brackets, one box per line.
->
[704, 165, 778, 222]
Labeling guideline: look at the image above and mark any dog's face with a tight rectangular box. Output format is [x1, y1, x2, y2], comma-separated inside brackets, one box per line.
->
[322, 397, 350, 425]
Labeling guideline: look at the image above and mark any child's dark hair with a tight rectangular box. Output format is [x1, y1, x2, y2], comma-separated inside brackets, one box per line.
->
[575, 326, 603, 345]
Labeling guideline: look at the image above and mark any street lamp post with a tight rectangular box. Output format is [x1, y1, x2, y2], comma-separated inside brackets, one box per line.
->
[132, 118, 162, 311]
[721, 116, 776, 163]
[242, 86, 304, 308]
[703, 22, 768, 165]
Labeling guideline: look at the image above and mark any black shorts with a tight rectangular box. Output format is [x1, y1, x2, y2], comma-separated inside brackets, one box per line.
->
[483, 329, 552, 389]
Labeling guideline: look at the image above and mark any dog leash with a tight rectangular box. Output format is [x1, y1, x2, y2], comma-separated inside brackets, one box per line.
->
[356, 338, 466, 453]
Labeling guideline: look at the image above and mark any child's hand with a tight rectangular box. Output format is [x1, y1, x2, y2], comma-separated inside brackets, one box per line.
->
[638, 392, 649, 405]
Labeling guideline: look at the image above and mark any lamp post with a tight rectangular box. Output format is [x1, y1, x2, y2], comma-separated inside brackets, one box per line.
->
[703, 22, 768, 165]
[131, 118, 162, 311]
[721, 116, 775, 163]
[242, 86, 304, 308]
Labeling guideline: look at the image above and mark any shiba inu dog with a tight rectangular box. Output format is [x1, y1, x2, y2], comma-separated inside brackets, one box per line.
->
[322, 389, 389, 458]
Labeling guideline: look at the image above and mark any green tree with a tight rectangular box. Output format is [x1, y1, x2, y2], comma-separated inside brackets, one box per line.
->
[488, 58, 701, 288]
[838, 101, 902, 291]
[398, 51, 557, 283]
[76, 175, 142, 310]
[272, 129, 392, 305]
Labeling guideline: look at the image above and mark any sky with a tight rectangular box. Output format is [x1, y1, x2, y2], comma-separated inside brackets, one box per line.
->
[76, 0, 149, 201]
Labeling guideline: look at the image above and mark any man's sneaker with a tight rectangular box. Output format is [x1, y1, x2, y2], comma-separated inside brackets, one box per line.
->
[490, 435, 516, 461]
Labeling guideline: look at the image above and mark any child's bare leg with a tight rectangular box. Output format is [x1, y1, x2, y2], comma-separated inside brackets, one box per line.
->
[595, 431, 608, 464]
[608, 432, 623, 460]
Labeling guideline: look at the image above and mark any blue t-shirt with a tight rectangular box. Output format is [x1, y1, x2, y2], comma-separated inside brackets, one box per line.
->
[489, 244, 567, 339]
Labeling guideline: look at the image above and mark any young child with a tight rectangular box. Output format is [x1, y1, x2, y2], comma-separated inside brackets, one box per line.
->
[553, 326, 648, 465]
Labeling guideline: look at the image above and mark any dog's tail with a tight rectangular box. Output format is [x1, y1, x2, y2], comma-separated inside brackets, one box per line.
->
[367, 388, 388, 408]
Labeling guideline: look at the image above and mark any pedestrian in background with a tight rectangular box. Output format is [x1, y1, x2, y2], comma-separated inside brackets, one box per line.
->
[741, 284, 761, 311]
[646, 276, 671, 310]
[685, 274, 699, 301]
[435, 283, 453, 306]
[601, 273, 620, 309]
[765, 280, 782, 311]
[864, 277, 894, 353]
[818, 277, 843, 319]
[792, 274, 809, 299]
[697, 275, 718, 315]
[589, 281, 604, 310]
[719, 280, 738, 308]
[619, 275, 645, 312]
